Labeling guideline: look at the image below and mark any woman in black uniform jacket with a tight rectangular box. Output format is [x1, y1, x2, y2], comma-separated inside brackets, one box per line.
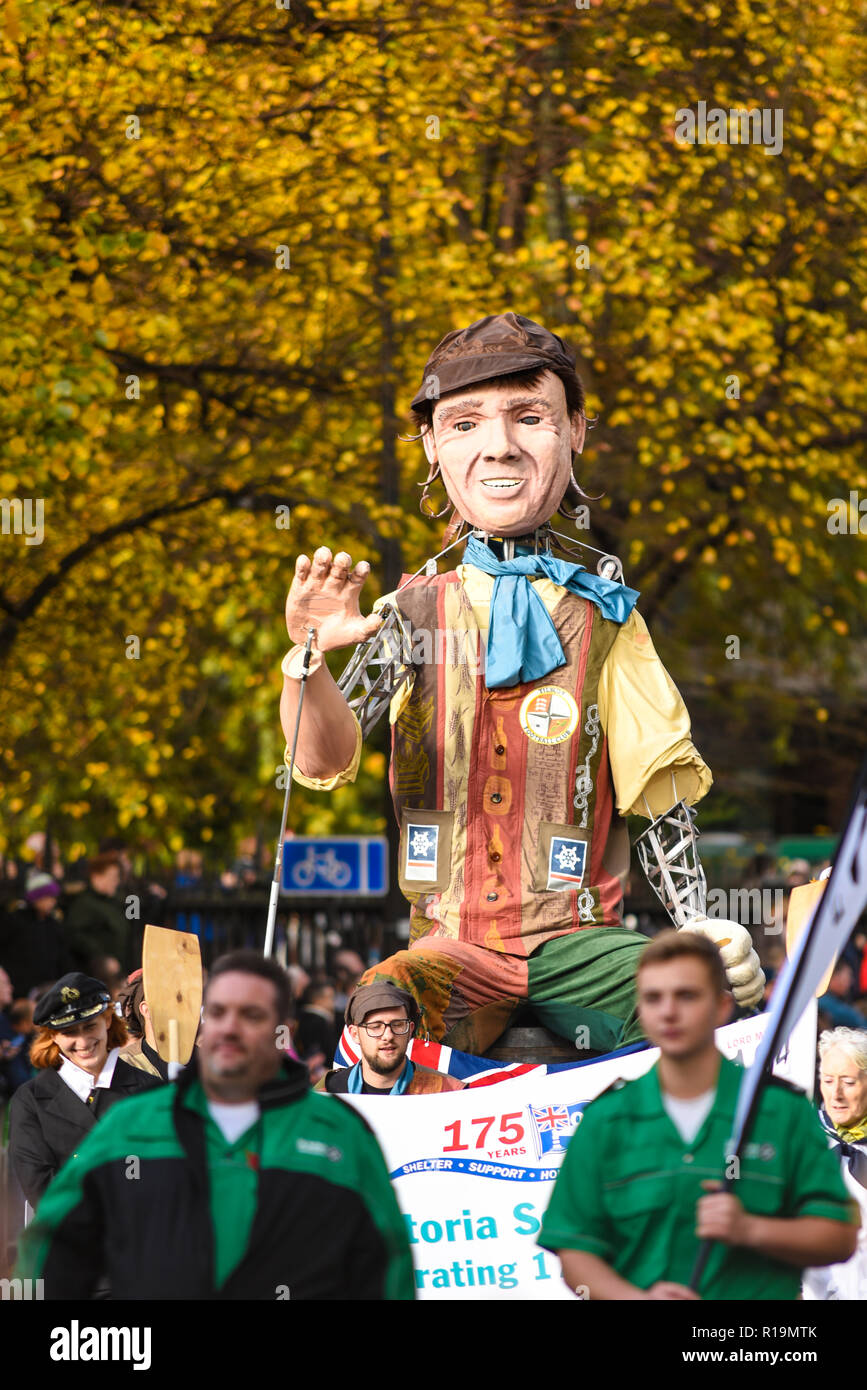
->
[9, 972, 161, 1208]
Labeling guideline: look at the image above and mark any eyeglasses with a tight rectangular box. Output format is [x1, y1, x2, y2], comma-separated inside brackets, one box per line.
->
[358, 1019, 414, 1037]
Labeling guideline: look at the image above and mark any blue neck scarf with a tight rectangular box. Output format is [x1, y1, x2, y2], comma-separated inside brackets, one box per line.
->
[347, 1059, 414, 1095]
[463, 534, 640, 689]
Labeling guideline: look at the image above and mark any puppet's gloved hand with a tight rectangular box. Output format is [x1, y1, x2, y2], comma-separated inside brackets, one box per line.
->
[677, 917, 766, 1008]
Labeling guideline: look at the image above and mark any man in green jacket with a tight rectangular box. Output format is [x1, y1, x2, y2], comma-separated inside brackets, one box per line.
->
[539, 930, 858, 1300]
[17, 950, 415, 1300]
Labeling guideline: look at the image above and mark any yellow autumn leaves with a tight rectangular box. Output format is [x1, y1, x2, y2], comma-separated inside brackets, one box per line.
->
[1, 0, 865, 859]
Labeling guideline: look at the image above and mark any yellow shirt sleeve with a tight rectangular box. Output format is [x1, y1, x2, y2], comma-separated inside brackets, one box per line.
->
[285, 713, 363, 791]
[598, 609, 712, 818]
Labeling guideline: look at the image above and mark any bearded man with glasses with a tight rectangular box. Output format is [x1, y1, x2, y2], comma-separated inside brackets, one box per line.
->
[319, 984, 464, 1095]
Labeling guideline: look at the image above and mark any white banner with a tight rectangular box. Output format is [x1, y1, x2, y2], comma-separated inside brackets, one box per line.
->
[344, 1004, 817, 1300]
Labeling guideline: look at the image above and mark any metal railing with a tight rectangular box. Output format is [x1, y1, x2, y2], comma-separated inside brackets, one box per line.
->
[161, 890, 394, 971]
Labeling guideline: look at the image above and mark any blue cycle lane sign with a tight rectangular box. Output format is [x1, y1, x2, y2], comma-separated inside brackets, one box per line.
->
[281, 837, 389, 896]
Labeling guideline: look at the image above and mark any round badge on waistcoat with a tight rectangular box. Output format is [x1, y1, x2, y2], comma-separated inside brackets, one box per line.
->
[519, 686, 580, 745]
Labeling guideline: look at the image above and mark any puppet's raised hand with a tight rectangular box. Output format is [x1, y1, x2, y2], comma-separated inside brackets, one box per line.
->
[679, 917, 766, 1008]
[285, 547, 383, 652]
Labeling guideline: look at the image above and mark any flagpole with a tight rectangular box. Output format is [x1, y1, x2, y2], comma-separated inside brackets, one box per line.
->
[689, 754, 867, 1292]
[264, 627, 316, 959]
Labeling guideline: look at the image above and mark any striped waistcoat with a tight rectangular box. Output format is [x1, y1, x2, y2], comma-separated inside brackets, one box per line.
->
[391, 571, 626, 957]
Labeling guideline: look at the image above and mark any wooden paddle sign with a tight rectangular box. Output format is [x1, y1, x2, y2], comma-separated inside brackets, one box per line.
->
[142, 924, 203, 1065]
[785, 878, 836, 998]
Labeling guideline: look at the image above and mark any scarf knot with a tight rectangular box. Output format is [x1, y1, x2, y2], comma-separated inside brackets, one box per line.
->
[463, 535, 639, 689]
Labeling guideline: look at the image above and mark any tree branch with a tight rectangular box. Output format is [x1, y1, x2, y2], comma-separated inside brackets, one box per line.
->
[0, 485, 387, 664]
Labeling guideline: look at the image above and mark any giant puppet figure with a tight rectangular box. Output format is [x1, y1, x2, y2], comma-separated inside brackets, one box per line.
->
[280, 313, 764, 1058]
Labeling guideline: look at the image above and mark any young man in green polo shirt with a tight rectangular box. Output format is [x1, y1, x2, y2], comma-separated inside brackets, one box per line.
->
[539, 930, 858, 1300]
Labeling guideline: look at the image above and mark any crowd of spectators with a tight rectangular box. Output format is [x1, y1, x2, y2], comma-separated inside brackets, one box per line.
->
[3, 833, 867, 1300]
[0, 833, 369, 1106]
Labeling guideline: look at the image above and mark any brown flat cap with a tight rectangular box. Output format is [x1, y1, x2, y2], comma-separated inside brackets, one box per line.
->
[346, 982, 419, 1027]
[410, 311, 577, 411]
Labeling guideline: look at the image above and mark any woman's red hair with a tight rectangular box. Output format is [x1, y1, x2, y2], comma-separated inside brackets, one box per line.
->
[29, 1007, 128, 1070]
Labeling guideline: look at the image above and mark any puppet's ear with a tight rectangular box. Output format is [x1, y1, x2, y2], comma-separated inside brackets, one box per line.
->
[571, 411, 587, 457]
[422, 428, 437, 467]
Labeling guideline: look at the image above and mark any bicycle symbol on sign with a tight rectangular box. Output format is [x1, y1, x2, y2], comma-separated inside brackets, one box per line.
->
[290, 848, 353, 889]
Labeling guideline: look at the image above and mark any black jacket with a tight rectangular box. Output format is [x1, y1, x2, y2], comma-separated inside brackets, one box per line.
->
[321, 1063, 464, 1095]
[8, 1056, 161, 1206]
[0, 903, 72, 997]
[63, 887, 130, 971]
[294, 1007, 338, 1062]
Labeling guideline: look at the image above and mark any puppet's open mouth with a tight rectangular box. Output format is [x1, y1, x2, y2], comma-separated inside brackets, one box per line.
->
[481, 478, 523, 490]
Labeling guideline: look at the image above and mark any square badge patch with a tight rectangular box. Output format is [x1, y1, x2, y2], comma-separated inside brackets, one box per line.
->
[547, 836, 587, 892]
[405, 823, 440, 882]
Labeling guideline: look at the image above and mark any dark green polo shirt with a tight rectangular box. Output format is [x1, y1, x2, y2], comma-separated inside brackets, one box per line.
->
[539, 1054, 855, 1300]
[184, 1083, 261, 1288]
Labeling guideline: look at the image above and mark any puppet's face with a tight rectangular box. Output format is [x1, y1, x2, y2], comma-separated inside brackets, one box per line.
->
[429, 370, 585, 536]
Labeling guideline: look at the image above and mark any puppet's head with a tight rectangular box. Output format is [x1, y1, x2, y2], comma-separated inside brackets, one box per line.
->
[410, 313, 590, 536]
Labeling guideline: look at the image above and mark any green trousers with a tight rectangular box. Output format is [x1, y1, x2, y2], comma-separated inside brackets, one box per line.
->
[357, 926, 649, 1057]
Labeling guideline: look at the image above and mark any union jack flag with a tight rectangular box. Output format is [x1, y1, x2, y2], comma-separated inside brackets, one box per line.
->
[533, 1105, 572, 1133]
[528, 1101, 585, 1157]
[334, 1027, 646, 1088]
